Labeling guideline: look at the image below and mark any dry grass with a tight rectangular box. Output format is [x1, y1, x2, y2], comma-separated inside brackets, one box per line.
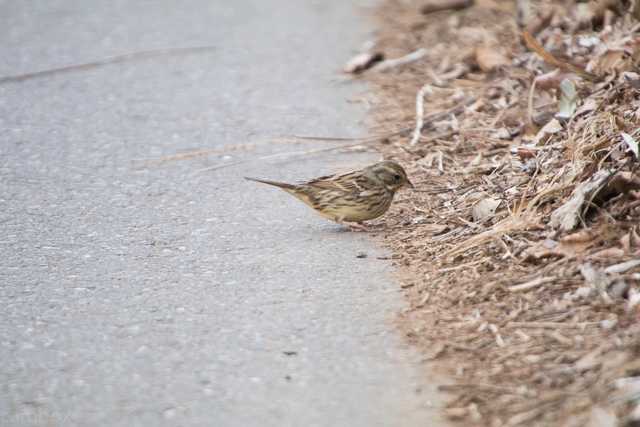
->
[357, 0, 640, 425]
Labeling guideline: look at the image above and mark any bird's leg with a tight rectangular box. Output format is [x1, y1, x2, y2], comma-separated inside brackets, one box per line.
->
[346, 222, 368, 232]
[334, 216, 368, 232]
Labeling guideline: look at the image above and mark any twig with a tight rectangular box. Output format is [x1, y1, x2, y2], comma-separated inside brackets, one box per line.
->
[421, 0, 474, 15]
[438, 259, 484, 272]
[508, 276, 556, 293]
[439, 383, 522, 395]
[372, 48, 428, 72]
[522, 31, 597, 81]
[287, 135, 367, 142]
[506, 407, 547, 426]
[0, 46, 217, 84]
[289, 126, 411, 143]
[544, 330, 573, 346]
[443, 341, 479, 351]
[506, 321, 597, 329]
[527, 77, 537, 127]
[410, 84, 434, 146]
[139, 143, 258, 166]
[604, 259, 640, 274]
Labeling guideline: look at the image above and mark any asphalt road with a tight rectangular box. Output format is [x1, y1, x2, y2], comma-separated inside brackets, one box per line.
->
[0, 1, 443, 426]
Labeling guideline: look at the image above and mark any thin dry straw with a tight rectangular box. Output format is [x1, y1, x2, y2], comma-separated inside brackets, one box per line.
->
[193, 141, 373, 175]
[192, 129, 416, 174]
[0, 46, 217, 84]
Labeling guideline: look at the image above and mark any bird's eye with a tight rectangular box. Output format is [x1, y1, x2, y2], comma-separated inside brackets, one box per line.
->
[394, 174, 401, 181]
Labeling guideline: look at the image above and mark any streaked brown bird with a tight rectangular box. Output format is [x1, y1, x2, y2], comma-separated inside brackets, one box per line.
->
[245, 160, 413, 230]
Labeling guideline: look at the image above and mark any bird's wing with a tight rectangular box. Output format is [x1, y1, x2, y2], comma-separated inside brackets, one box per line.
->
[303, 170, 371, 194]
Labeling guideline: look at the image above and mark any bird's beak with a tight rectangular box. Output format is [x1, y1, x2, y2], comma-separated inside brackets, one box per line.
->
[406, 179, 415, 189]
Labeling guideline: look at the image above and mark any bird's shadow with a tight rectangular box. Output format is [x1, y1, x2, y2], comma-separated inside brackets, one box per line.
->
[321, 223, 386, 234]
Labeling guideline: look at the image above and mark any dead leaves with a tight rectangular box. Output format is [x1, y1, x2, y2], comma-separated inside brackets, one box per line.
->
[363, 1, 640, 425]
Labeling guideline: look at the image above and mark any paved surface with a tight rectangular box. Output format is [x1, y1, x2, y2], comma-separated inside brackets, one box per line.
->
[0, 1, 444, 426]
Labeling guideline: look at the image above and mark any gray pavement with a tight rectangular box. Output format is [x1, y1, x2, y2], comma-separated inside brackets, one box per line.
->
[0, 1, 444, 426]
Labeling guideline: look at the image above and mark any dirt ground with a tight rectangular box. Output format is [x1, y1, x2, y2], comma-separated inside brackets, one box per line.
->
[350, 0, 640, 425]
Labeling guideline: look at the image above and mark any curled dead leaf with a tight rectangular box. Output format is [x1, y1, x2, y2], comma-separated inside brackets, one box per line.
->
[550, 170, 610, 232]
[587, 49, 632, 75]
[574, 98, 598, 118]
[589, 247, 626, 260]
[524, 238, 559, 260]
[490, 127, 512, 140]
[605, 172, 640, 197]
[516, 146, 537, 160]
[550, 170, 640, 232]
[533, 118, 563, 145]
[580, 263, 612, 293]
[620, 227, 640, 253]
[472, 198, 502, 222]
[534, 69, 571, 91]
[623, 71, 640, 90]
[557, 232, 596, 256]
[525, 231, 596, 260]
[561, 229, 595, 244]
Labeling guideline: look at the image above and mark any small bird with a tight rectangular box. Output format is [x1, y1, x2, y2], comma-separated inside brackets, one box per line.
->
[245, 160, 413, 230]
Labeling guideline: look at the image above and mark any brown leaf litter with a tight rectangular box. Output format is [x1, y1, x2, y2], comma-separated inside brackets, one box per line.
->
[354, 0, 640, 425]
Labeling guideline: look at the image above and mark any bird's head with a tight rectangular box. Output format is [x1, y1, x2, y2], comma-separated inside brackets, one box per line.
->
[367, 161, 414, 192]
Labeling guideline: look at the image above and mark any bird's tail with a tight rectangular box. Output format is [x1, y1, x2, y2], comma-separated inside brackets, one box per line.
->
[244, 176, 297, 190]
